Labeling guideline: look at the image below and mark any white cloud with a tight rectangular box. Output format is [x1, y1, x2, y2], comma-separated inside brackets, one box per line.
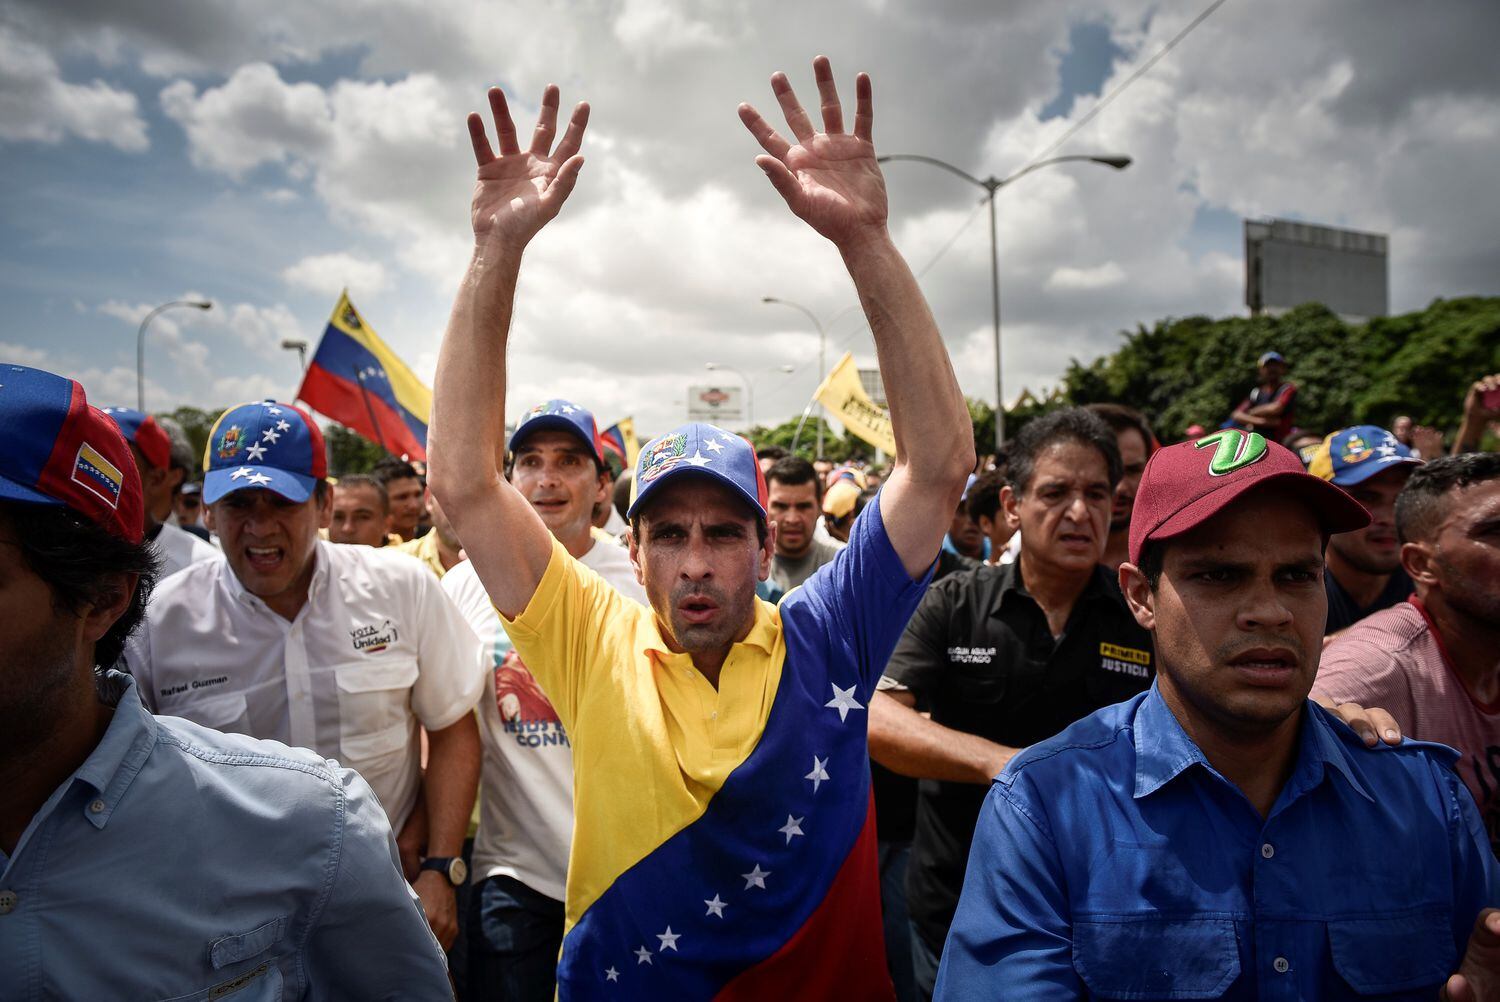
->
[283, 253, 390, 298]
[613, 0, 730, 63]
[0, 26, 148, 151]
[0, 341, 54, 368]
[159, 62, 332, 178]
[1046, 261, 1126, 292]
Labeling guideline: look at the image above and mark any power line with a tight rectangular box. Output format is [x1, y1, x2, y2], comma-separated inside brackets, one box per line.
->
[1021, 0, 1233, 170]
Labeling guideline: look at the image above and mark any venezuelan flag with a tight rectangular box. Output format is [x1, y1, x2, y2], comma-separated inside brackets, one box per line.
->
[600, 418, 639, 471]
[296, 292, 431, 460]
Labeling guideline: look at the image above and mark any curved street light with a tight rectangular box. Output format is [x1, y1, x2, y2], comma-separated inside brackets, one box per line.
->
[137, 299, 213, 411]
[761, 296, 830, 455]
[878, 153, 1131, 450]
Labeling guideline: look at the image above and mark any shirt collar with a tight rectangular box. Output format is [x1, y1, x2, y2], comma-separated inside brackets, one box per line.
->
[1132, 683, 1374, 805]
[71, 672, 159, 830]
[994, 560, 1120, 617]
[636, 595, 779, 662]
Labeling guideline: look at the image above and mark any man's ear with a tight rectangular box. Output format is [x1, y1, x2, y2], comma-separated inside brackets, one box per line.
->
[203, 503, 217, 533]
[83, 571, 137, 647]
[316, 485, 334, 530]
[1000, 484, 1021, 532]
[627, 524, 645, 586]
[1401, 540, 1437, 589]
[760, 521, 777, 581]
[1119, 562, 1156, 631]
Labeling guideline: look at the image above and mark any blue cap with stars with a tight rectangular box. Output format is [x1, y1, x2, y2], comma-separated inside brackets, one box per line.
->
[627, 423, 767, 522]
[1307, 424, 1422, 487]
[201, 400, 327, 504]
[509, 398, 606, 467]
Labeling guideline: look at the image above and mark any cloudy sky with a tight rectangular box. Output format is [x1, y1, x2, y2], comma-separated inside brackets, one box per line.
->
[2, 0, 1496, 440]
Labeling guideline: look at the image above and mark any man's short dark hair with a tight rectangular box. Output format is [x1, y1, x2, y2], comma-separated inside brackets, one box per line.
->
[1006, 408, 1123, 495]
[966, 469, 1007, 524]
[335, 474, 388, 512]
[766, 456, 822, 499]
[372, 456, 422, 486]
[613, 473, 633, 523]
[853, 486, 879, 520]
[756, 446, 788, 463]
[0, 501, 158, 669]
[1136, 539, 1165, 591]
[1084, 403, 1156, 458]
[1395, 453, 1500, 544]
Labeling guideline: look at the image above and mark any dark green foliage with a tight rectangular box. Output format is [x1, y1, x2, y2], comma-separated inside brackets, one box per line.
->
[325, 423, 391, 475]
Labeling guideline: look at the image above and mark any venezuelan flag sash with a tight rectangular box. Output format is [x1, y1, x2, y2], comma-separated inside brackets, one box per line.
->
[556, 599, 893, 999]
[296, 292, 431, 460]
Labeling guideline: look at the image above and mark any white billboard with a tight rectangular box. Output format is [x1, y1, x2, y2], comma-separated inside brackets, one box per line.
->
[687, 384, 745, 423]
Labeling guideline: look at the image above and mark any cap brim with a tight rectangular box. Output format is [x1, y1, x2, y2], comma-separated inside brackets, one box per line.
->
[203, 467, 317, 504]
[0, 475, 65, 508]
[509, 416, 602, 463]
[1331, 455, 1422, 487]
[1150, 470, 1370, 548]
[626, 467, 766, 522]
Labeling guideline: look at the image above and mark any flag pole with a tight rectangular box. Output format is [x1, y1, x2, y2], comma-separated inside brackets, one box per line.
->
[353, 367, 391, 454]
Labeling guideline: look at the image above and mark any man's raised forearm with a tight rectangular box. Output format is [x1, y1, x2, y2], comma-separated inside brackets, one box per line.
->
[841, 234, 973, 482]
[428, 243, 523, 507]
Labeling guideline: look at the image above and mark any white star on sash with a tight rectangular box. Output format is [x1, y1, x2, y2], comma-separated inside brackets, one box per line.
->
[245, 443, 267, 461]
[605, 967, 620, 982]
[806, 756, 830, 793]
[657, 927, 680, 951]
[741, 864, 770, 890]
[704, 894, 727, 918]
[825, 683, 864, 722]
[634, 946, 653, 965]
[778, 815, 805, 844]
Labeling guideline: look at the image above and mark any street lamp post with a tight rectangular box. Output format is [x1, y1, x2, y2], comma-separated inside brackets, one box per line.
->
[136, 299, 213, 411]
[281, 338, 309, 371]
[761, 297, 828, 456]
[704, 362, 794, 428]
[877, 153, 1130, 451]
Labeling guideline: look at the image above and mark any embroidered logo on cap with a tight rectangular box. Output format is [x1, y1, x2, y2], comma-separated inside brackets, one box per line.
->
[1195, 429, 1268, 477]
[639, 432, 688, 485]
[72, 443, 123, 506]
[216, 425, 244, 460]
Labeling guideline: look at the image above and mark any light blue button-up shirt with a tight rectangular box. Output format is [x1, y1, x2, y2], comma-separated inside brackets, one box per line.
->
[936, 684, 1500, 1001]
[0, 672, 452, 1000]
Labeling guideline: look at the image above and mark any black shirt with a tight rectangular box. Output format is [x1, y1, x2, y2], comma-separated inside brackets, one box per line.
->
[871, 548, 980, 845]
[884, 559, 1154, 954]
[1324, 564, 1414, 635]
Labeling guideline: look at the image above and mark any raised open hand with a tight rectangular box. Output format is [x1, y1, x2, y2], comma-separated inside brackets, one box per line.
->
[465, 85, 589, 248]
[739, 56, 887, 248]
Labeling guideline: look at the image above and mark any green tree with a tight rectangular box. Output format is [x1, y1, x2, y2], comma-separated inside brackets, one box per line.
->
[325, 423, 390, 475]
[158, 405, 224, 473]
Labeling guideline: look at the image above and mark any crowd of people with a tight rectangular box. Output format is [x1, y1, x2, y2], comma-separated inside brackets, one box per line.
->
[3, 58, 1500, 1002]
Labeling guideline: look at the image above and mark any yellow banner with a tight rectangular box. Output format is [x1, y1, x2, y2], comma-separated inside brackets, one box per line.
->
[814, 352, 897, 456]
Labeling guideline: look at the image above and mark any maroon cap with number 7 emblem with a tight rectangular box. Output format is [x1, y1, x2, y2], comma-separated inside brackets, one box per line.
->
[1127, 428, 1369, 565]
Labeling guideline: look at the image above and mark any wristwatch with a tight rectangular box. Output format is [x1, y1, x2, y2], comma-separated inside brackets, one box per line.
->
[419, 856, 469, 887]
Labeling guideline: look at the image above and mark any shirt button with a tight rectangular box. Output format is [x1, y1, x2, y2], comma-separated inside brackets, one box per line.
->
[1260, 842, 1275, 859]
[89, 799, 106, 814]
[0, 891, 16, 915]
[1273, 956, 1290, 974]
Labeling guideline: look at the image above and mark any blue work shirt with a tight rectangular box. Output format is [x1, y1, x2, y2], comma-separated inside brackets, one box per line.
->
[0, 672, 453, 1000]
[935, 685, 1499, 1001]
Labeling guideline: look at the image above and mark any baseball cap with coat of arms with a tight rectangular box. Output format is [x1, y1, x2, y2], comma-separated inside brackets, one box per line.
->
[627, 423, 767, 522]
[0, 364, 144, 543]
[202, 400, 327, 504]
[1306, 425, 1422, 487]
[1128, 428, 1369, 565]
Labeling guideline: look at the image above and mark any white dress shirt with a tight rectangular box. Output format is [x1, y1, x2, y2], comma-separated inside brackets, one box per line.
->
[151, 519, 220, 579]
[124, 540, 483, 831]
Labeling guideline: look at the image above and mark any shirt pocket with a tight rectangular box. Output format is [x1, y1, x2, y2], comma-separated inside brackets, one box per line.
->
[155, 962, 284, 1000]
[1074, 916, 1241, 999]
[334, 659, 418, 770]
[181, 690, 250, 733]
[155, 914, 289, 1000]
[1327, 908, 1454, 997]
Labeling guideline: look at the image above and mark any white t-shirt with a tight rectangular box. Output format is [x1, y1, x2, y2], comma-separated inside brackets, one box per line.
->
[442, 536, 648, 901]
[151, 520, 220, 579]
[125, 540, 484, 831]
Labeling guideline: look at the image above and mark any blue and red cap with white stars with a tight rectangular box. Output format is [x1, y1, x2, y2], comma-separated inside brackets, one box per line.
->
[509, 398, 606, 467]
[627, 423, 768, 521]
[0, 363, 144, 543]
[202, 400, 328, 504]
[1306, 425, 1422, 487]
[100, 407, 173, 470]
